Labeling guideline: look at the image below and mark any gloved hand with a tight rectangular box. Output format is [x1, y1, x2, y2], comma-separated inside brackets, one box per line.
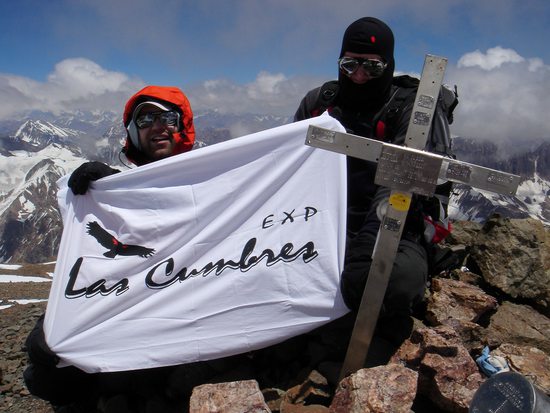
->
[68, 161, 120, 195]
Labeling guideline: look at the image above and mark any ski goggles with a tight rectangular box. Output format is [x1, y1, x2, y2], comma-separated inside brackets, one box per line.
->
[135, 110, 180, 129]
[338, 57, 387, 78]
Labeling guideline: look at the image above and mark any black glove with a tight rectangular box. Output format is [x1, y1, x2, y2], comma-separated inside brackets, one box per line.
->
[68, 161, 120, 195]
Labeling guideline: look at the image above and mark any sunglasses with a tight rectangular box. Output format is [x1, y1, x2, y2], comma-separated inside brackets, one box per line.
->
[338, 57, 387, 78]
[135, 111, 180, 129]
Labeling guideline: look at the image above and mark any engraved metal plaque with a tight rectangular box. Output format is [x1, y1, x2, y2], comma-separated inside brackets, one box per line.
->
[305, 125, 383, 163]
[308, 127, 336, 144]
[374, 145, 442, 196]
[412, 111, 431, 126]
[487, 172, 515, 187]
[442, 159, 521, 195]
[469, 372, 550, 413]
[446, 161, 472, 182]
[417, 94, 435, 109]
[382, 216, 401, 232]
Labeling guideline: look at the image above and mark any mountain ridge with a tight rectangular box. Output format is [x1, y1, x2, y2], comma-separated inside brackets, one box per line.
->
[0, 111, 548, 263]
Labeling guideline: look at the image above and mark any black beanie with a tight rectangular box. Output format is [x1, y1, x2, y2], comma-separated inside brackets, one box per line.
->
[337, 17, 395, 113]
[339, 17, 394, 62]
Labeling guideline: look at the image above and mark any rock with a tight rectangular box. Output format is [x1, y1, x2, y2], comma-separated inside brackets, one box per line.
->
[435, 318, 486, 354]
[484, 301, 550, 354]
[391, 326, 483, 413]
[469, 216, 550, 316]
[425, 276, 498, 353]
[445, 220, 483, 247]
[189, 380, 271, 413]
[492, 343, 550, 394]
[280, 370, 332, 411]
[426, 277, 498, 325]
[262, 388, 285, 412]
[329, 364, 417, 413]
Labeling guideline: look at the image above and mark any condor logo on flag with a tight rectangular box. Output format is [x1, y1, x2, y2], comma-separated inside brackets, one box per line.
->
[63, 221, 157, 299]
[45, 114, 350, 373]
[86, 221, 156, 259]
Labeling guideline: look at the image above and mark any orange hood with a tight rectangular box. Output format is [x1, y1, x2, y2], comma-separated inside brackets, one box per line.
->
[122, 86, 195, 165]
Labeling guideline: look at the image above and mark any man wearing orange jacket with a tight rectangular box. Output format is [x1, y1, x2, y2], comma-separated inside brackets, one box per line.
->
[23, 86, 239, 413]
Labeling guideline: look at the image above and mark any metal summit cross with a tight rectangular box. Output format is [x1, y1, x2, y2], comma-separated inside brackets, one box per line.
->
[304, 54, 521, 380]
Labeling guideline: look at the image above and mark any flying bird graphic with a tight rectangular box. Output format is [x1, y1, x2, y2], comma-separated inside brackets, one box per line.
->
[86, 221, 156, 258]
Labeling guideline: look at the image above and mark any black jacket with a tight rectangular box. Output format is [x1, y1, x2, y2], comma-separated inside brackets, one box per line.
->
[294, 79, 423, 238]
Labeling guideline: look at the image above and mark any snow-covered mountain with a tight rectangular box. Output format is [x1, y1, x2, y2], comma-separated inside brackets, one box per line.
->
[15, 119, 80, 145]
[449, 138, 550, 225]
[0, 110, 291, 262]
[0, 110, 548, 263]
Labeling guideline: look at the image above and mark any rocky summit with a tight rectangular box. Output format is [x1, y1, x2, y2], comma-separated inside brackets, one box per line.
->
[1, 215, 549, 412]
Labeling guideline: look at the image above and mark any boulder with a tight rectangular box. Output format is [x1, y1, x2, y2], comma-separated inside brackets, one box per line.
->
[329, 364, 417, 413]
[426, 277, 498, 325]
[484, 301, 550, 354]
[189, 380, 271, 413]
[391, 326, 483, 413]
[469, 216, 550, 316]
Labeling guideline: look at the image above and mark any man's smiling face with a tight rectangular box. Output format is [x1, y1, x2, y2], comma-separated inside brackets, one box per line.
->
[136, 104, 178, 161]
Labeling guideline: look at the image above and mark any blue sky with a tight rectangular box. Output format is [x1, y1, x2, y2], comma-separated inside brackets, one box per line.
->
[1, 0, 549, 143]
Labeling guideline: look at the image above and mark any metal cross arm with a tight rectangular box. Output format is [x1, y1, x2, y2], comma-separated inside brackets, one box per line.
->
[305, 127, 521, 198]
[304, 54, 521, 381]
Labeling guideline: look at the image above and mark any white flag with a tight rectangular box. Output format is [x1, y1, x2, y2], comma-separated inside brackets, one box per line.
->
[44, 114, 349, 373]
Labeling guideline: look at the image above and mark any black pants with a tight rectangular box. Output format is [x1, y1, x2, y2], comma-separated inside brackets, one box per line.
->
[340, 229, 428, 344]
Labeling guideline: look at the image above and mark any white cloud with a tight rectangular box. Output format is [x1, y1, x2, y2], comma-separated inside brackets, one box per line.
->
[458, 46, 524, 70]
[527, 58, 544, 72]
[187, 46, 550, 144]
[246, 72, 287, 99]
[1, 48, 548, 147]
[0, 58, 144, 118]
[187, 71, 323, 117]
[0, 59, 319, 122]
[47, 58, 130, 97]
[449, 47, 550, 143]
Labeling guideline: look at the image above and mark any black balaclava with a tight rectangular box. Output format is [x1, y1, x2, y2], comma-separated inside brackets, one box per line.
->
[337, 17, 395, 112]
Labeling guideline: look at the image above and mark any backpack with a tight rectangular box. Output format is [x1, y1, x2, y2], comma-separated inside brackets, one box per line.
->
[314, 75, 459, 244]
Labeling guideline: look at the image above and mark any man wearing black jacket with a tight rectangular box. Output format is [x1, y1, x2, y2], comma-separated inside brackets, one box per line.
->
[295, 17, 452, 351]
